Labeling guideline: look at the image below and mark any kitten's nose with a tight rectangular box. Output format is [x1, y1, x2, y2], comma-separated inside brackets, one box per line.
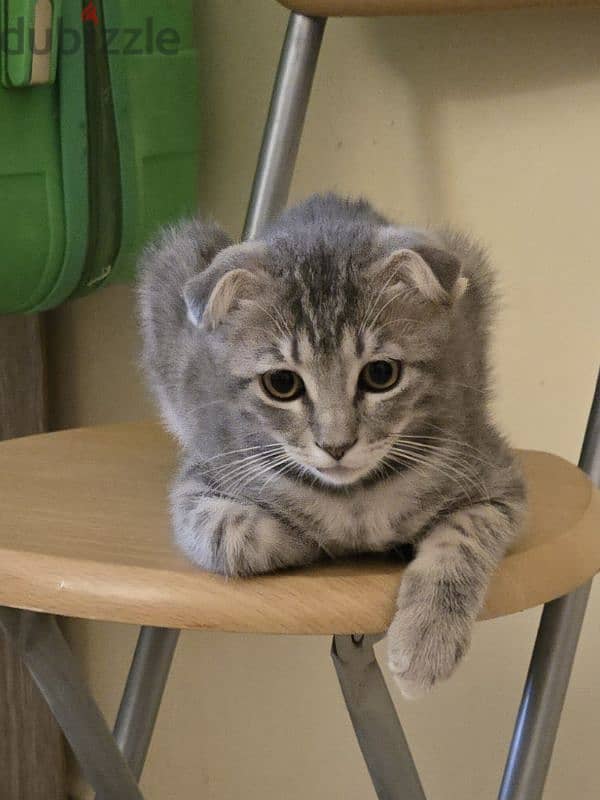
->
[317, 439, 357, 461]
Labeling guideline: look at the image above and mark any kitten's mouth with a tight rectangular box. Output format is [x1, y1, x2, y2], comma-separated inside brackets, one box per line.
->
[286, 449, 387, 488]
[288, 454, 401, 490]
[319, 465, 355, 476]
[316, 464, 368, 486]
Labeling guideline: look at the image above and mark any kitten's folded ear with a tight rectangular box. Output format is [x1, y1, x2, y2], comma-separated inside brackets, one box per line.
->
[183, 242, 268, 330]
[374, 230, 467, 305]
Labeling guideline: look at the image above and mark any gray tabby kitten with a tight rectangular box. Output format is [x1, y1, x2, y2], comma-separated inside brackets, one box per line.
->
[138, 194, 526, 697]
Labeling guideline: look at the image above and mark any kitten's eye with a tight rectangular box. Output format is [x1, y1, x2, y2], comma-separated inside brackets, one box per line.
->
[359, 360, 401, 393]
[261, 370, 305, 401]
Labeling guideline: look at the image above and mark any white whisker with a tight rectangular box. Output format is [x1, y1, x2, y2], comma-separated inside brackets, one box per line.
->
[374, 317, 420, 332]
[368, 286, 417, 331]
[221, 455, 290, 497]
[389, 446, 476, 503]
[233, 457, 291, 496]
[254, 302, 292, 340]
[217, 453, 284, 492]
[209, 446, 284, 477]
[202, 443, 282, 465]
[391, 443, 490, 500]
[381, 455, 447, 505]
[359, 259, 408, 334]
[389, 432, 499, 467]
[259, 459, 295, 494]
[213, 452, 281, 490]
[392, 437, 496, 471]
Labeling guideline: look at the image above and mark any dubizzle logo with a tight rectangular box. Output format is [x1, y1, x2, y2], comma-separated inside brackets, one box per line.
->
[81, 1, 99, 26]
[0, 6, 181, 57]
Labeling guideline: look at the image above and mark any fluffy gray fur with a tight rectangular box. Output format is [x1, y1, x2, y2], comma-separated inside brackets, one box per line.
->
[138, 194, 526, 697]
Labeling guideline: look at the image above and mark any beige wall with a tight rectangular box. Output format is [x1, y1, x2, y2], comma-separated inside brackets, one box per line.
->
[48, 3, 600, 798]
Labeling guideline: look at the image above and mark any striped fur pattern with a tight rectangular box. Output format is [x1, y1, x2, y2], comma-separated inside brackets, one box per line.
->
[138, 194, 526, 696]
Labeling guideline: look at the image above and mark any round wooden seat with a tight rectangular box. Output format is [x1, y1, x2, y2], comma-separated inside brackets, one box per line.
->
[0, 422, 598, 634]
[277, 0, 600, 17]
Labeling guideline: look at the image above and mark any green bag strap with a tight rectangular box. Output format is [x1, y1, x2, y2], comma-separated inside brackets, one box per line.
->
[75, 0, 199, 293]
[32, 0, 90, 312]
[2, 0, 62, 88]
[0, 0, 88, 313]
[77, 0, 122, 292]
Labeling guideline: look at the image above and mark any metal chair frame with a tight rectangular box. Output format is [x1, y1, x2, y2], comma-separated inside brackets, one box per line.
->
[1, 12, 598, 799]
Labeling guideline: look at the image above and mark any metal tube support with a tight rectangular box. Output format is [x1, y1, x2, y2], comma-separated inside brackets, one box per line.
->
[242, 12, 326, 240]
[498, 369, 599, 800]
[332, 634, 427, 800]
[0, 608, 144, 800]
[95, 626, 180, 800]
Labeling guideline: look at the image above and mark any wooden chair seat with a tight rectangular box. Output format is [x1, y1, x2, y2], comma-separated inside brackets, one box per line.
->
[0, 422, 598, 634]
[277, 1, 600, 17]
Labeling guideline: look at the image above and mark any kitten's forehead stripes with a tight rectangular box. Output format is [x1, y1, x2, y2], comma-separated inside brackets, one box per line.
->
[275, 243, 371, 354]
[290, 336, 300, 364]
[231, 377, 254, 391]
[355, 333, 365, 358]
[263, 345, 287, 361]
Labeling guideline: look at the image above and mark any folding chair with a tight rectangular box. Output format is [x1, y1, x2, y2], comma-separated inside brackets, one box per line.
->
[1, 3, 599, 798]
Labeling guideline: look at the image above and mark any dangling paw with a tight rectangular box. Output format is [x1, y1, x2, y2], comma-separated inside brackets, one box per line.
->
[387, 602, 471, 699]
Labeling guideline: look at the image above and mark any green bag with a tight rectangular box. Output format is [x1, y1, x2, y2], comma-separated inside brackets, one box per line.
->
[0, 0, 198, 313]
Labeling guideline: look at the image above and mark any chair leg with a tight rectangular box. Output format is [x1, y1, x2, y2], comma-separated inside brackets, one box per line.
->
[332, 374, 599, 800]
[0, 608, 144, 800]
[498, 583, 592, 800]
[242, 11, 326, 240]
[94, 626, 180, 799]
[332, 593, 594, 800]
[331, 634, 427, 800]
[499, 369, 599, 799]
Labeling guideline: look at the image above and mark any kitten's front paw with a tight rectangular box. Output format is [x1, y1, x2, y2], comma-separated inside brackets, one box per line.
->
[174, 496, 285, 577]
[386, 603, 471, 699]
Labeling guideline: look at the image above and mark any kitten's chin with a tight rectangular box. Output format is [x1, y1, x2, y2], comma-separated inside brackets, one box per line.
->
[311, 464, 372, 487]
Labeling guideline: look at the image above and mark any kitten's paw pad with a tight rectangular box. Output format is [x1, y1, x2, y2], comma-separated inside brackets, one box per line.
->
[386, 610, 470, 697]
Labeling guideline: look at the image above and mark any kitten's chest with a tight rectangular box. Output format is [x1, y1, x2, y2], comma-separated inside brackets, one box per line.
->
[301, 482, 423, 553]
